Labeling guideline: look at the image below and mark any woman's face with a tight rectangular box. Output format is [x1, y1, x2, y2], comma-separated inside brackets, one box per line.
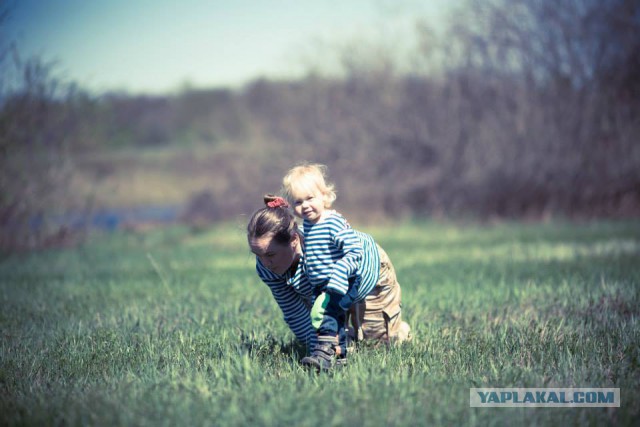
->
[249, 233, 299, 275]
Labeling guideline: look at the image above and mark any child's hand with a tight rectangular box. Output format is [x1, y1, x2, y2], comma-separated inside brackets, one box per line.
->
[311, 292, 330, 329]
[338, 280, 359, 311]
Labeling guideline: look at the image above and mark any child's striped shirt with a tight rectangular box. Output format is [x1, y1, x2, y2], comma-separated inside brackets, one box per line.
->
[303, 211, 380, 301]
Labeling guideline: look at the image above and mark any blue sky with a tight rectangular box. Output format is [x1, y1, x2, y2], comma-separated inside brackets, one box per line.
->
[5, 0, 456, 94]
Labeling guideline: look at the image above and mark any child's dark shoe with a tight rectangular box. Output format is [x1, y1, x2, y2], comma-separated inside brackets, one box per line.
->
[301, 343, 345, 371]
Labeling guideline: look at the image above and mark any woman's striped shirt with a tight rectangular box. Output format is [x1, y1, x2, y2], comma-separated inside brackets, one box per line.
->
[254, 217, 381, 349]
[255, 255, 317, 351]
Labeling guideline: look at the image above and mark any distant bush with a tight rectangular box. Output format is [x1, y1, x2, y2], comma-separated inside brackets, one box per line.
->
[1, 0, 638, 244]
[0, 56, 98, 253]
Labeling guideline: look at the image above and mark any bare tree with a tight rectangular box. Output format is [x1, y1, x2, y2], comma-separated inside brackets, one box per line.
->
[401, 0, 640, 217]
[0, 9, 93, 255]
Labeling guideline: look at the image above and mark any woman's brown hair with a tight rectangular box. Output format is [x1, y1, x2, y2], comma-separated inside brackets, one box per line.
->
[247, 195, 298, 245]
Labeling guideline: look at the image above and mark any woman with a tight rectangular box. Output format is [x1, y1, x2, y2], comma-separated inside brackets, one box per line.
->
[247, 195, 411, 366]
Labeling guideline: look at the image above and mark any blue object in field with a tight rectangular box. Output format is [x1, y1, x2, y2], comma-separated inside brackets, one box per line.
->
[91, 211, 121, 231]
[29, 205, 182, 232]
[92, 205, 181, 230]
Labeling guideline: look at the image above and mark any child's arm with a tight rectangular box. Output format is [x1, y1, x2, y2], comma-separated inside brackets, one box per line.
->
[325, 218, 363, 296]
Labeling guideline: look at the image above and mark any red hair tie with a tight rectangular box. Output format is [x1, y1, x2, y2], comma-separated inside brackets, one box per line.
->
[266, 197, 289, 208]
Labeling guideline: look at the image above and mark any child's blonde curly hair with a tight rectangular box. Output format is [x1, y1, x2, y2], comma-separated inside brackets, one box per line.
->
[282, 163, 337, 208]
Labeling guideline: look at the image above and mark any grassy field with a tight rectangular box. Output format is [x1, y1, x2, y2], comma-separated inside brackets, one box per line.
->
[1, 220, 639, 426]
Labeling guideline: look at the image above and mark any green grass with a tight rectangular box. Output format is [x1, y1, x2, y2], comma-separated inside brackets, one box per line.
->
[1, 220, 639, 426]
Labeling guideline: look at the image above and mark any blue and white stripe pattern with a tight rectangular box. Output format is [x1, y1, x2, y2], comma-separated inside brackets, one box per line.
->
[255, 257, 317, 351]
[254, 213, 380, 350]
[303, 211, 380, 302]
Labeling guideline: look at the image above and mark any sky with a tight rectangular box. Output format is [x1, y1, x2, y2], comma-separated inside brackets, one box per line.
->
[5, 0, 457, 94]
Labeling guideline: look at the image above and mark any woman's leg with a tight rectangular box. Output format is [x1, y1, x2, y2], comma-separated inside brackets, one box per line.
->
[350, 244, 411, 343]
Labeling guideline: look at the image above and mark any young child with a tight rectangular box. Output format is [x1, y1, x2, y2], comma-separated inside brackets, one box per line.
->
[282, 163, 381, 370]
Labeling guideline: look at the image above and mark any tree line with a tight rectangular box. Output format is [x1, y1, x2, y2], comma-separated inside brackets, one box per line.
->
[1, 0, 639, 251]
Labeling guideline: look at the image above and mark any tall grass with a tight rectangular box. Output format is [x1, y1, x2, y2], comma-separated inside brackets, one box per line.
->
[1, 220, 639, 426]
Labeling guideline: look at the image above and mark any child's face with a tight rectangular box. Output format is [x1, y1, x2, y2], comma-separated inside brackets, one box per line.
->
[291, 187, 327, 224]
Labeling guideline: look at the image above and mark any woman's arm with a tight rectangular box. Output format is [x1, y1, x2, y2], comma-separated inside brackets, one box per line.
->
[256, 261, 317, 351]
